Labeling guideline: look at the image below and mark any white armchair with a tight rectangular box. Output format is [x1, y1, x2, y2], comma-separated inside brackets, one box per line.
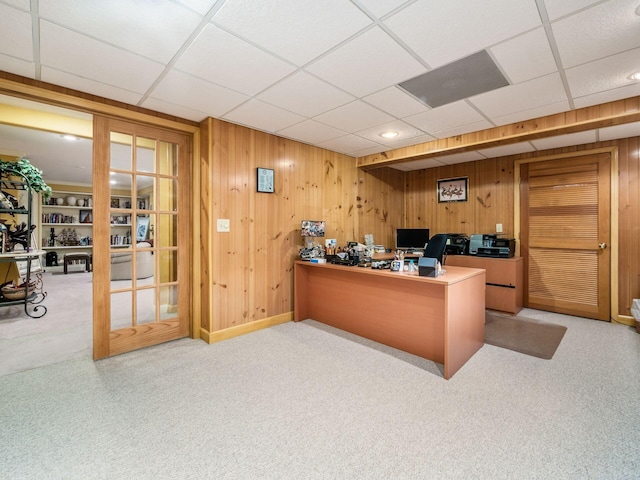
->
[110, 242, 154, 280]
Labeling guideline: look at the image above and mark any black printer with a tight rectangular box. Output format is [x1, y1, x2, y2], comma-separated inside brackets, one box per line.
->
[444, 234, 469, 255]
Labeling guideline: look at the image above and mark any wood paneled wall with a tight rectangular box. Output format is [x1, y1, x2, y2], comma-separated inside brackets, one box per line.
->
[199, 118, 404, 335]
[405, 137, 640, 318]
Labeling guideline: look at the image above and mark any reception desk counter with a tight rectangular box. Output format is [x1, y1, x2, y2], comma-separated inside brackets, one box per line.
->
[294, 261, 486, 379]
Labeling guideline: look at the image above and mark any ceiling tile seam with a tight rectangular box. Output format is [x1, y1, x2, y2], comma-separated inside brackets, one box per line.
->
[30, 0, 41, 80]
[137, 0, 230, 106]
[536, 0, 575, 110]
[543, 0, 611, 22]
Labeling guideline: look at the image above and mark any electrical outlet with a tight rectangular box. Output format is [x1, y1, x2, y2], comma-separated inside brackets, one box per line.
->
[217, 219, 230, 232]
[496, 223, 503, 233]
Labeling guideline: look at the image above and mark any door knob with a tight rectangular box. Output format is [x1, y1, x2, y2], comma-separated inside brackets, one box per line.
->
[598, 243, 607, 249]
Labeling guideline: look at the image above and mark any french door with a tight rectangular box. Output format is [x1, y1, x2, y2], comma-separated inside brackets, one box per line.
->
[92, 116, 191, 359]
[519, 153, 610, 320]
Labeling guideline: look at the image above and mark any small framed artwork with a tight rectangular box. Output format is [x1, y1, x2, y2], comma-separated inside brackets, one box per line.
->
[257, 167, 274, 193]
[79, 210, 93, 224]
[136, 216, 150, 241]
[437, 177, 469, 203]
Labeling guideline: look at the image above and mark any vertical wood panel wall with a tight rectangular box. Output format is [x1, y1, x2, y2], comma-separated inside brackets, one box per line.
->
[405, 137, 640, 318]
[199, 118, 404, 335]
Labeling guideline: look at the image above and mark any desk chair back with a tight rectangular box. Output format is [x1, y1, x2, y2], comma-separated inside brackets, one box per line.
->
[424, 234, 448, 264]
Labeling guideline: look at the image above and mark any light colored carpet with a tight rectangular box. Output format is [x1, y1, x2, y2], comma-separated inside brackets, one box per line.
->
[0, 311, 639, 479]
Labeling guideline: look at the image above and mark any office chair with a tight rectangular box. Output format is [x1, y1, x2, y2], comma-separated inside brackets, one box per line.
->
[423, 234, 448, 264]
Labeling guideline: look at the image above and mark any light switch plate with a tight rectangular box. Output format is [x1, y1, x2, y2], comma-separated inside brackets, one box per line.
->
[217, 219, 230, 232]
[496, 223, 503, 233]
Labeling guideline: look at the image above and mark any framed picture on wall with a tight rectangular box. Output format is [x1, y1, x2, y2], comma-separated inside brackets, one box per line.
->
[437, 177, 468, 203]
[257, 167, 274, 193]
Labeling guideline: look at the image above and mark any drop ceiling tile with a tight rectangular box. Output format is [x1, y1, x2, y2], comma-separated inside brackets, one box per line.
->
[318, 134, 379, 156]
[384, 0, 541, 68]
[391, 158, 448, 171]
[573, 82, 640, 108]
[437, 151, 485, 165]
[363, 87, 431, 118]
[552, 0, 640, 68]
[223, 99, 305, 134]
[432, 119, 495, 139]
[357, 0, 409, 18]
[477, 142, 535, 159]
[141, 97, 210, 123]
[175, 24, 296, 96]
[257, 71, 354, 117]
[490, 27, 557, 84]
[469, 73, 567, 119]
[403, 101, 487, 136]
[41, 67, 144, 106]
[599, 121, 640, 141]
[174, 0, 218, 15]
[565, 48, 640, 98]
[355, 120, 429, 145]
[531, 130, 597, 150]
[277, 120, 346, 145]
[2, 0, 30, 10]
[314, 101, 395, 133]
[39, 0, 202, 63]
[212, 0, 372, 66]
[385, 133, 437, 150]
[306, 26, 427, 97]
[0, 54, 34, 79]
[353, 145, 390, 157]
[490, 101, 570, 126]
[40, 22, 164, 94]
[151, 70, 249, 119]
[544, 0, 602, 20]
[0, 4, 33, 60]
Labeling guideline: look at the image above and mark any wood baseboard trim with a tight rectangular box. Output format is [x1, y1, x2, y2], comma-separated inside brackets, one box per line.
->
[613, 315, 634, 327]
[199, 312, 293, 344]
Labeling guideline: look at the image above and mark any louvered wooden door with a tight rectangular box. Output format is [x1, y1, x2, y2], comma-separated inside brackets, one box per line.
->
[520, 153, 610, 320]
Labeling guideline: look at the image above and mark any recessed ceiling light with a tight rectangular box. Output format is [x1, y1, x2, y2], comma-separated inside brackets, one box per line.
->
[110, 180, 117, 184]
[629, 71, 640, 81]
[380, 131, 399, 139]
[60, 134, 77, 141]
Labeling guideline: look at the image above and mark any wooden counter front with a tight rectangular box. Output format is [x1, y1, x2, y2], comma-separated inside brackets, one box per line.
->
[294, 261, 486, 379]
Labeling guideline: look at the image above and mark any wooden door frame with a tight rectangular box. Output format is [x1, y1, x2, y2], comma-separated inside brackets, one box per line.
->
[514, 147, 620, 323]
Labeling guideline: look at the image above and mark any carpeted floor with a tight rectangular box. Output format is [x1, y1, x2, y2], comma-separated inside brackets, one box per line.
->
[485, 310, 568, 359]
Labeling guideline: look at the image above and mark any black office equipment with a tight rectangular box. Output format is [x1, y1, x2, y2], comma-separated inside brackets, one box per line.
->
[395, 228, 430, 252]
[444, 233, 469, 255]
[418, 257, 437, 277]
[469, 234, 515, 258]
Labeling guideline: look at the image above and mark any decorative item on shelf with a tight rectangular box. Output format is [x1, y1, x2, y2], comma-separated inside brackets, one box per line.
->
[66, 196, 77, 206]
[77, 198, 85, 207]
[57, 228, 80, 246]
[56, 197, 64, 206]
[87, 198, 92, 208]
[4, 222, 36, 252]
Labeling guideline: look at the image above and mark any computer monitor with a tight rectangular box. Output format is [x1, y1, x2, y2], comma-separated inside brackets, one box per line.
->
[395, 228, 430, 251]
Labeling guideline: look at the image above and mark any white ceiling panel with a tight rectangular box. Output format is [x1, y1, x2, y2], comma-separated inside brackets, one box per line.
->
[363, 86, 431, 118]
[175, 0, 219, 16]
[565, 48, 640, 98]
[469, 73, 567, 120]
[39, 0, 203, 64]
[477, 142, 536, 159]
[277, 119, 346, 145]
[489, 100, 570, 126]
[151, 70, 249, 119]
[141, 97, 210, 123]
[404, 101, 488, 135]
[573, 82, 640, 108]
[385, 0, 542, 68]
[314, 101, 395, 134]
[175, 24, 296, 96]
[223, 99, 305, 134]
[357, 0, 409, 18]
[257, 71, 354, 117]
[2, 0, 30, 10]
[432, 119, 495, 140]
[0, 54, 34, 79]
[598, 121, 640, 141]
[543, 0, 602, 21]
[385, 133, 438, 150]
[41, 67, 144, 107]
[318, 134, 378, 156]
[40, 22, 165, 94]
[212, 0, 372, 66]
[489, 27, 557, 84]
[306, 26, 427, 97]
[392, 158, 447, 171]
[355, 120, 427, 145]
[437, 151, 485, 165]
[552, 0, 640, 68]
[530, 130, 598, 150]
[0, 4, 33, 61]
